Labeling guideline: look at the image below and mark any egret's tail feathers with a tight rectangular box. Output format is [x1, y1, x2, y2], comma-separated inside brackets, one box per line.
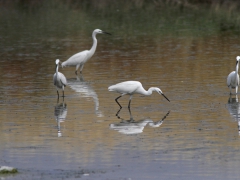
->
[108, 86, 115, 91]
[61, 62, 66, 68]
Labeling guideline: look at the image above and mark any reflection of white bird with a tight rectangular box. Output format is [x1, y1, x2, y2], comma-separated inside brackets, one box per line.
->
[67, 75, 103, 117]
[53, 59, 67, 98]
[227, 56, 240, 95]
[227, 95, 240, 135]
[110, 111, 170, 135]
[55, 102, 67, 137]
[61, 29, 111, 75]
[108, 81, 170, 109]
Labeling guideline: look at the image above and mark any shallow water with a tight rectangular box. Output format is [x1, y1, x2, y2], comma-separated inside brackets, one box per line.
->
[1, 3, 240, 180]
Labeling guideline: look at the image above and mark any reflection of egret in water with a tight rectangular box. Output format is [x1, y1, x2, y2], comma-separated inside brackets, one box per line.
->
[110, 109, 170, 135]
[55, 101, 67, 137]
[227, 95, 240, 135]
[67, 75, 103, 117]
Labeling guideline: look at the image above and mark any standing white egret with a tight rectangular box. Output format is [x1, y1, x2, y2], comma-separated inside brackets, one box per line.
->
[53, 59, 67, 98]
[227, 56, 240, 95]
[108, 81, 170, 109]
[61, 29, 111, 74]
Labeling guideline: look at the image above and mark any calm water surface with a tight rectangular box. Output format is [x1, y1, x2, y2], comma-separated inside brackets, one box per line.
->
[1, 5, 240, 180]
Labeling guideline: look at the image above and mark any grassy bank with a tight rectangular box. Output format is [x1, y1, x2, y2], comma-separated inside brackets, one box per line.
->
[0, 0, 240, 40]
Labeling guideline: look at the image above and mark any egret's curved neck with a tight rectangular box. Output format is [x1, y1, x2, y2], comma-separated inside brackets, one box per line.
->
[55, 64, 59, 75]
[142, 87, 156, 96]
[236, 62, 239, 74]
[235, 62, 239, 81]
[89, 32, 98, 57]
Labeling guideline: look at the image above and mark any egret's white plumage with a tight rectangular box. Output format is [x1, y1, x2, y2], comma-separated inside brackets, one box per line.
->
[227, 56, 240, 95]
[53, 59, 67, 97]
[108, 81, 170, 109]
[61, 29, 111, 74]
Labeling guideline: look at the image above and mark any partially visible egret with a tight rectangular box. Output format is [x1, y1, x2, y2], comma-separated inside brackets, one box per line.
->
[227, 56, 240, 95]
[108, 81, 170, 109]
[53, 59, 67, 98]
[61, 29, 111, 74]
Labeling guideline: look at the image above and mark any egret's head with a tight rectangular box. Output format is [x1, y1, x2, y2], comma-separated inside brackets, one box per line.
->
[94, 29, 111, 35]
[236, 56, 240, 66]
[155, 88, 170, 102]
[55, 59, 60, 65]
[155, 88, 163, 95]
[237, 56, 240, 61]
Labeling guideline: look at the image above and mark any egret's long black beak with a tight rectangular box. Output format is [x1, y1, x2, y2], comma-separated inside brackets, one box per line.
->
[103, 31, 111, 35]
[161, 93, 170, 102]
[236, 61, 239, 66]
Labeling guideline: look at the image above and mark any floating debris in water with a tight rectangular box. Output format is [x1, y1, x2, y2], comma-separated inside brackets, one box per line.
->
[0, 166, 18, 174]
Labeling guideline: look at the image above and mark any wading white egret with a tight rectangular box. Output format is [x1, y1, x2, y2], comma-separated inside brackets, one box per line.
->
[53, 59, 67, 98]
[108, 81, 170, 109]
[227, 56, 240, 95]
[61, 29, 111, 74]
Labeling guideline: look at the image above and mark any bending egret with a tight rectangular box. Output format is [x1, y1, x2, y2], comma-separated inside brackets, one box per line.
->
[53, 59, 67, 98]
[108, 81, 170, 109]
[61, 29, 111, 74]
[227, 56, 240, 95]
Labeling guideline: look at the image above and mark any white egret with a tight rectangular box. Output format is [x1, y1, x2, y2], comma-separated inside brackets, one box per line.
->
[53, 59, 67, 98]
[108, 81, 170, 109]
[61, 29, 111, 74]
[227, 56, 240, 95]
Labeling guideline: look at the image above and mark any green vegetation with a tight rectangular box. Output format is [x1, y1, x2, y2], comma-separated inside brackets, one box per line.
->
[0, 166, 18, 174]
[0, 0, 240, 39]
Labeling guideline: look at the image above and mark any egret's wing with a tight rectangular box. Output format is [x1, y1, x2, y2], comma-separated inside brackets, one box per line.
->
[58, 72, 67, 86]
[62, 51, 88, 67]
[237, 74, 240, 86]
[227, 71, 235, 87]
[108, 81, 141, 94]
[53, 73, 57, 85]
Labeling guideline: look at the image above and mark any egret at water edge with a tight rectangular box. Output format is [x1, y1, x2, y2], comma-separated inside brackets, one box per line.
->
[53, 59, 67, 98]
[227, 56, 240, 95]
[61, 29, 111, 75]
[108, 81, 170, 109]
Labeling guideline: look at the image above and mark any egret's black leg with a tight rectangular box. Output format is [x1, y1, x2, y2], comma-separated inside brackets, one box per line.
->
[128, 95, 133, 109]
[75, 70, 78, 75]
[128, 107, 133, 121]
[128, 100, 131, 109]
[57, 91, 59, 102]
[115, 95, 122, 109]
[62, 91, 65, 97]
[116, 108, 122, 117]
